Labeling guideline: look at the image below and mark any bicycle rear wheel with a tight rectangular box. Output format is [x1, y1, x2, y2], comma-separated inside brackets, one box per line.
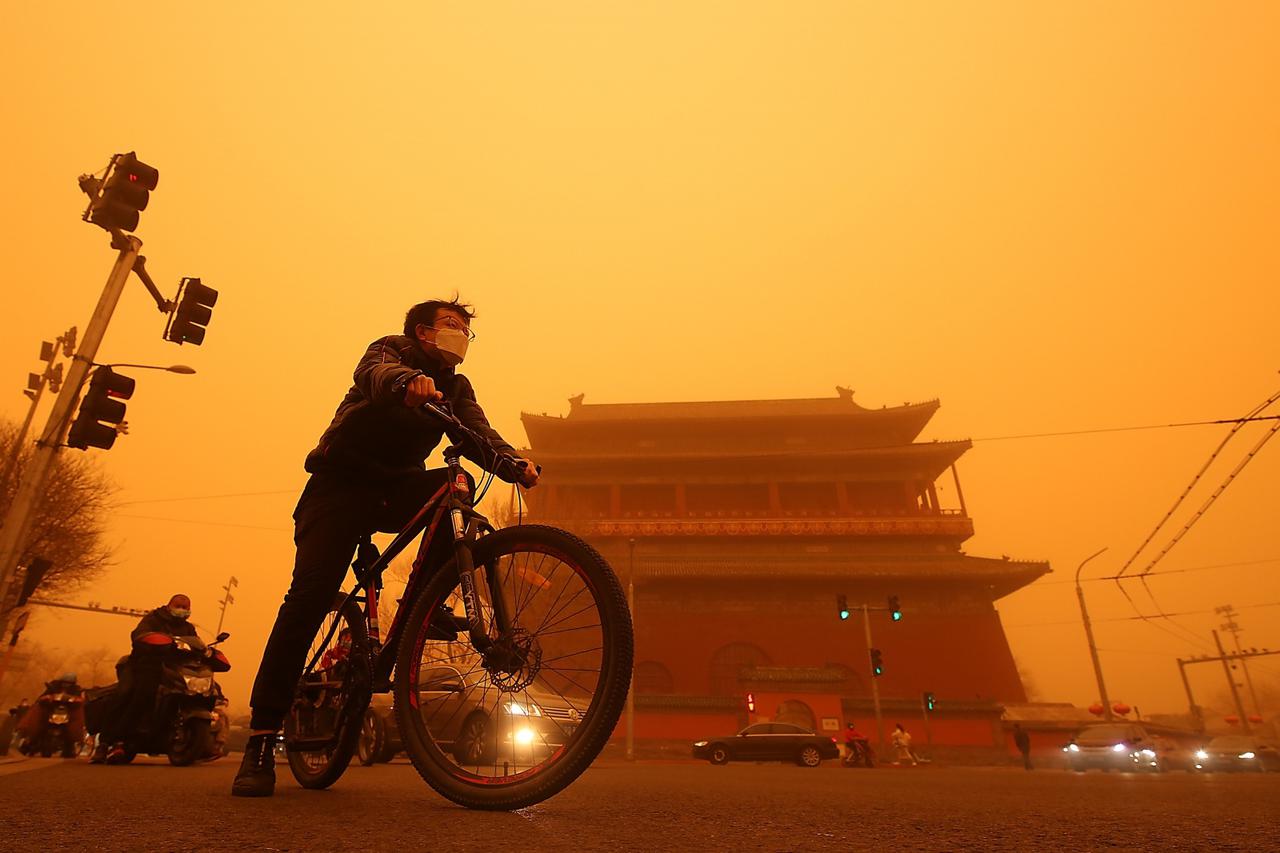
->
[284, 596, 371, 789]
[394, 524, 633, 810]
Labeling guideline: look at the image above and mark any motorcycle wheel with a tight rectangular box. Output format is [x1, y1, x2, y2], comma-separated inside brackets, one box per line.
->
[168, 718, 214, 766]
[358, 710, 385, 766]
[40, 733, 54, 758]
[394, 525, 633, 811]
[285, 596, 370, 790]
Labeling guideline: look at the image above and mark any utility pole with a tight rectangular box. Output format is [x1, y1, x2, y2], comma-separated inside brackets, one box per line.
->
[1213, 630, 1252, 735]
[0, 232, 143, 641]
[215, 576, 239, 636]
[0, 329, 75, 499]
[1074, 547, 1112, 720]
[1176, 657, 1205, 732]
[862, 603, 885, 754]
[1215, 604, 1262, 717]
[625, 538, 635, 761]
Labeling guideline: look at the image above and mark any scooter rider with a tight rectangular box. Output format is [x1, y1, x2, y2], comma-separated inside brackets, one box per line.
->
[232, 297, 539, 798]
[94, 594, 199, 764]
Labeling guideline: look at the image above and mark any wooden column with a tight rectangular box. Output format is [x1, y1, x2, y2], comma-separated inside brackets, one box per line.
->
[675, 483, 687, 516]
[768, 482, 782, 514]
[610, 484, 622, 517]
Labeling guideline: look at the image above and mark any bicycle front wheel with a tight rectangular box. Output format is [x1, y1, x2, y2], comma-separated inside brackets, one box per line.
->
[394, 524, 633, 810]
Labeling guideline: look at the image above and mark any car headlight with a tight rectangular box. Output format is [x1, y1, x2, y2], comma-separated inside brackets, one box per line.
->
[1238, 752, 1255, 760]
[1140, 749, 1156, 757]
[515, 728, 536, 745]
[1112, 744, 1128, 753]
[503, 701, 542, 717]
[1067, 744, 1080, 752]
[1195, 750, 1208, 760]
[694, 741, 709, 748]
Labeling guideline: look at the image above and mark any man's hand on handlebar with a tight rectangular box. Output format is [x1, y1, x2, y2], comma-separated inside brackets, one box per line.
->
[404, 374, 444, 407]
[512, 457, 541, 488]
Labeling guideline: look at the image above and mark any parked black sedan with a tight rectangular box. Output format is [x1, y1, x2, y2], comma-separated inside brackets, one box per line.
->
[693, 722, 840, 767]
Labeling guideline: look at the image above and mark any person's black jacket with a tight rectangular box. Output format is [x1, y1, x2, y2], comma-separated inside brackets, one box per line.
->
[304, 335, 518, 483]
[130, 607, 198, 652]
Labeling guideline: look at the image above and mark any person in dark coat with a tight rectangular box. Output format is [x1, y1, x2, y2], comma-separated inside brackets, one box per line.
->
[95, 594, 199, 763]
[232, 298, 540, 798]
[1013, 723, 1033, 770]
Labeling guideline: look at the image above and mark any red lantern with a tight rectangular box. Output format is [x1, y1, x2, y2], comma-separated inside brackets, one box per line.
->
[1087, 703, 1105, 716]
[1248, 714, 1263, 724]
[1225, 714, 1240, 726]
[1112, 702, 1131, 717]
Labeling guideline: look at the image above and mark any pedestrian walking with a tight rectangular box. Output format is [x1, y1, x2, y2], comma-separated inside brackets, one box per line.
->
[1013, 723, 1032, 770]
[891, 723, 918, 766]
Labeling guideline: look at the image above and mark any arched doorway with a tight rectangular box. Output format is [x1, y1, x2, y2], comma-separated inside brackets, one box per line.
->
[634, 660, 674, 694]
[708, 643, 772, 695]
[774, 699, 817, 731]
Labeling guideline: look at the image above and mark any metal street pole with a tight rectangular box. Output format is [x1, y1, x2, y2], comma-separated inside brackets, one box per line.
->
[1216, 605, 1263, 717]
[215, 576, 239, 636]
[625, 538, 635, 761]
[1176, 658, 1204, 732]
[1213, 629, 1252, 735]
[1074, 547, 1112, 720]
[0, 234, 142, 641]
[862, 603, 884, 754]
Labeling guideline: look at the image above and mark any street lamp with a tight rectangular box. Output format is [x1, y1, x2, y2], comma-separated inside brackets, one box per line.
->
[97, 362, 196, 374]
[1074, 547, 1111, 720]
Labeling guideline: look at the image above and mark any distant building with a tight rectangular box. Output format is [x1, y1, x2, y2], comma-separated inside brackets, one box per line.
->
[520, 387, 1048, 754]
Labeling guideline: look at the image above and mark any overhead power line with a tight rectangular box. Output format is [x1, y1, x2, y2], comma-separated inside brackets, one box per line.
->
[971, 413, 1280, 443]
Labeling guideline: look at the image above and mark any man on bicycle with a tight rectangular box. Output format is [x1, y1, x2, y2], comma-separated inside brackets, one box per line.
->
[233, 298, 538, 797]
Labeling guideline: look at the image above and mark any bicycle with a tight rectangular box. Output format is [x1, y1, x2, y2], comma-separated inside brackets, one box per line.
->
[281, 399, 634, 810]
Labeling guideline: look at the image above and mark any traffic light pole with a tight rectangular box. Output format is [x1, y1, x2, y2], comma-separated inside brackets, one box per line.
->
[0, 233, 142, 641]
[1212, 629, 1252, 735]
[862, 603, 884, 755]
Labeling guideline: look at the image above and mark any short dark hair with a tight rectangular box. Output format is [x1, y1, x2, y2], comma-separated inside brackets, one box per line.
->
[404, 296, 476, 337]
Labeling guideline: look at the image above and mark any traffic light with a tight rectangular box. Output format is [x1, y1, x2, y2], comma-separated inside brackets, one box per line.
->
[67, 367, 135, 450]
[837, 594, 850, 621]
[165, 277, 218, 345]
[746, 692, 755, 713]
[89, 152, 159, 232]
[888, 595, 902, 622]
[869, 648, 884, 677]
[923, 691, 936, 712]
[17, 557, 53, 606]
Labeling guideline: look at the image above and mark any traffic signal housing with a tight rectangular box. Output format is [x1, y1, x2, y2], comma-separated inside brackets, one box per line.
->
[746, 692, 756, 713]
[88, 152, 159, 232]
[67, 367, 134, 450]
[165, 277, 218, 345]
[888, 595, 902, 622]
[923, 691, 936, 711]
[837, 594, 850, 621]
[869, 648, 884, 677]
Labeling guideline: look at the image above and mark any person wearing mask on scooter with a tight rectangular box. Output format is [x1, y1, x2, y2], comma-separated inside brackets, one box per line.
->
[93, 594, 199, 764]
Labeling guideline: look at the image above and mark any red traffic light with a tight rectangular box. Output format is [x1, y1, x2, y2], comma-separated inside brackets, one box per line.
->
[87, 152, 159, 232]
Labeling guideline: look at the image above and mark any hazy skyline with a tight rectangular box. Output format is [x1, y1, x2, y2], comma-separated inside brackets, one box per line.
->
[2, 2, 1278, 717]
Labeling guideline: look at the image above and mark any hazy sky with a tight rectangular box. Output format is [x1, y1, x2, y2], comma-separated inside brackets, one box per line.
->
[2, 2, 1278, 716]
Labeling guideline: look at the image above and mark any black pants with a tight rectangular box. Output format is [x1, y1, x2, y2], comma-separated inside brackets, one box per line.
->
[101, 656, 161, 743]
[248, 468, 468, 731]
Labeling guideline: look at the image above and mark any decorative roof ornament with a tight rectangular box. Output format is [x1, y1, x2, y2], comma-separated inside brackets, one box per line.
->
[836, 386, 855, 402]
[568, 393, 585, 411]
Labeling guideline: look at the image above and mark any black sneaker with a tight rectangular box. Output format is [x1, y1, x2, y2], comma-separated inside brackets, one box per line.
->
[231, 733, 276, 797]
[89, 742, 109, 764]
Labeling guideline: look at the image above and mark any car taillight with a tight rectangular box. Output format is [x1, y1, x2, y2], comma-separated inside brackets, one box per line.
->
[830, 737, 838, 744]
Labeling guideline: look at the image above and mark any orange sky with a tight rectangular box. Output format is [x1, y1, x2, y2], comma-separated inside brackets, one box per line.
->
[2, 2, 1278, 716]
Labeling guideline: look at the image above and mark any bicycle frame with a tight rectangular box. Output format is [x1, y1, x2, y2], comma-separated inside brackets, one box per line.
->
[301, 447, 511, 693]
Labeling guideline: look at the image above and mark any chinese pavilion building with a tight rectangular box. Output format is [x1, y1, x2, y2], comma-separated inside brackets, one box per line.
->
[519, 388, 1049, 754]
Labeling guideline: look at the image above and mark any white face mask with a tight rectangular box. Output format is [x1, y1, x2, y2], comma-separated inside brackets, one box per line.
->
[432, 328, 470, 366]
[169, 607, 190, 620]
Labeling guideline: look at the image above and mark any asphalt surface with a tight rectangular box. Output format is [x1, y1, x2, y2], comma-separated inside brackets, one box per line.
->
[1, 755, 1277, 852]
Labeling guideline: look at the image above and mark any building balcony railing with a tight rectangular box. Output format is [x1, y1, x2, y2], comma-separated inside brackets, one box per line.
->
[554, 515, 975, 539]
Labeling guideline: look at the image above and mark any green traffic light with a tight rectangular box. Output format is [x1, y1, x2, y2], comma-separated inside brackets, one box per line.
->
[839, 609, 850, 620]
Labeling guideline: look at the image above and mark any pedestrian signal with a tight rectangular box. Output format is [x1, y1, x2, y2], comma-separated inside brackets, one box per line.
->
[869, 648, 884, 677]
[923, 691, 936, 711]
[837, 594, 849, 621]
[888, 595, 902, 621]
[67, 367, 135, 450]
[746, 692, 755, 713]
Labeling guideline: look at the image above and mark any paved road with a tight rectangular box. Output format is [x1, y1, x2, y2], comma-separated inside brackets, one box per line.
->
[1, 755, 1276, 852]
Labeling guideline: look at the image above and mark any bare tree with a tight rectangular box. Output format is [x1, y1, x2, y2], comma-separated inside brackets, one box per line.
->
[0, 419, 116, 603]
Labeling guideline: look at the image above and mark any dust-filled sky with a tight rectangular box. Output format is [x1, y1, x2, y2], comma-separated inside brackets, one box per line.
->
[2, 2, 1278, 717]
